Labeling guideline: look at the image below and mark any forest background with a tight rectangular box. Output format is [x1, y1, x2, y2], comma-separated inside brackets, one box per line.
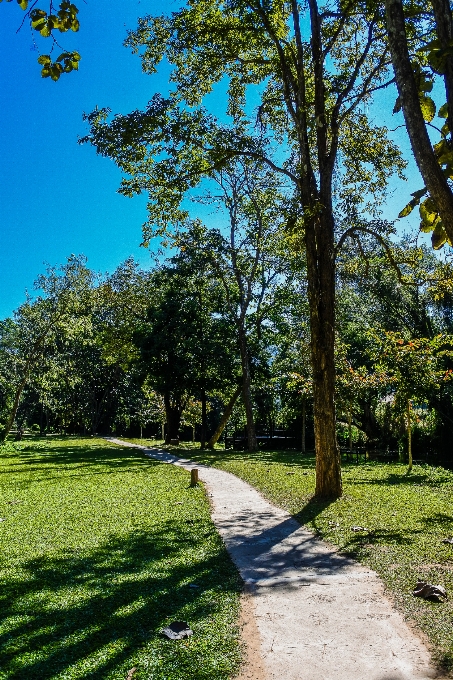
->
[2, 0, 453, 498]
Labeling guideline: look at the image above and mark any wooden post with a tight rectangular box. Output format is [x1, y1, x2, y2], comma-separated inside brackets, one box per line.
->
[190, 468, 199, 487]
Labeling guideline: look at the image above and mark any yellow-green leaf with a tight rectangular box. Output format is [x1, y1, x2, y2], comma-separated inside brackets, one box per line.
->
[419, 95, 436, 123]
[432, 222, 447, 249]
[399, 202, 415, 218]
[420, 200, 437, 225]
[439, 103, 449, 119]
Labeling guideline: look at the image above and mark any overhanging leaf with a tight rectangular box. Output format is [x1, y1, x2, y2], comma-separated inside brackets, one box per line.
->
[419, 95, 436, 123]
[432, 222, 447, 249]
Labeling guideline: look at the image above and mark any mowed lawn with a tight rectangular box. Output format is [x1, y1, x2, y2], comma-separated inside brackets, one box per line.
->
[132, 440, 453, 672]
[0, 438, 242, 680]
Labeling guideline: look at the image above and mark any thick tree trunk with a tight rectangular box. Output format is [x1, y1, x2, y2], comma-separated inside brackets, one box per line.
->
[385, 0, 453, 243]
[238, 327, 257, 451]
[164, 394, 182, 443]
[431, 0, 453, 133]
[207, 385, 242, 449]
[305, 214, 342, 498]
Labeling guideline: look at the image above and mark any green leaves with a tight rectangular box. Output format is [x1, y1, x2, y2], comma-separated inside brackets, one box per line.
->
[3, 1, 81, 79]
[398, 188, 427, 218]
[38, 51, 80, 80]
[0, 0, 29, 9]
[419, 95, 436, 123]
[421, 38, 453, 75]
[431, 222, 448, 249]
[30, 2, 78, 35]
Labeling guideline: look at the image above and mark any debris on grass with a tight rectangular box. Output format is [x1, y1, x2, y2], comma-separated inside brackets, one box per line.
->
[351, 526, 369, 532]
[126, 668, 137, 680]
[413, 581, 447, 602]
[161, 621, 193, 640]
[441, 537, 453, 545]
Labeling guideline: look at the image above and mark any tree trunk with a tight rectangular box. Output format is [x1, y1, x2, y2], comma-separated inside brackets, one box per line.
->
[3, 375, 29, 442]
[305, 213, 342, 498]
[431, 0, 453, 134]
[164, 394, 182, 443]
[207, 385, 242, 449]
[238, 327, 257, 451]
[407, 398, 413, 471]
[302, 398, 306, 453]
[200, 388, 207, 448]
[348, 403, 352, 451]
[385, 0, 453, 244]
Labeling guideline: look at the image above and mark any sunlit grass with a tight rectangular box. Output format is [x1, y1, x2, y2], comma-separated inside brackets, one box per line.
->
[130, 439, 453, 672]
[0, 437, 242, 680]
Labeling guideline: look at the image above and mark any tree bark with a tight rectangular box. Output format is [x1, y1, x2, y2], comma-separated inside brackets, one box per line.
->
[431, 0, 453, 133]
[407, 398, 413, 471]
[302, 398, 306, 453]
[206, 385, 242, 449]
[164, 393, 182, 443]
[200, 387, 207, 448]
[385, 0, 453, 243]
[305, 213, 342, 498]
[238, 327, 258, 451]
[3, 375, 28, 442]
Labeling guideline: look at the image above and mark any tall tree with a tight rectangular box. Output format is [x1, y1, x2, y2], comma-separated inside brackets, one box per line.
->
[175, 161, 285, 451]
[385, 0, 453, 247]
[133, 260, 236, 443]
[84, 0, 403, 496]
[0, 255, 92, 441]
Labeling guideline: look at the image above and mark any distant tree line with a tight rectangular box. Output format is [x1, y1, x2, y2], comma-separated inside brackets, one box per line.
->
[2, 237, 453, 469]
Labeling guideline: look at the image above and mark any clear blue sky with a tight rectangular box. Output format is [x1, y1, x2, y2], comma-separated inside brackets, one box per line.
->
[0, 1, 177, 319]
[0, 1, 424, 320]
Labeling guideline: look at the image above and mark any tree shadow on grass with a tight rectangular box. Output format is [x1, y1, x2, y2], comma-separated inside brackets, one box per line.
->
[180, 447, 317, 470]
[0, 441, 155, 485]
[348, 471, 453, 488]
[0, 524, 241, 680]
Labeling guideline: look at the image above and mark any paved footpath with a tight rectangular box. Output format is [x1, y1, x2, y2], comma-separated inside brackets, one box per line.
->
[106, 439, 442, 680]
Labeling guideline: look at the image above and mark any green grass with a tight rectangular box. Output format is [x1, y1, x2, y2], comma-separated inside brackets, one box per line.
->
[129, 439, 453, 673]
[0, 437, 242, 680]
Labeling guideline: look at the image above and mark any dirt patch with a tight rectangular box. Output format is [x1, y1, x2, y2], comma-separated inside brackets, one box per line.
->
[235, 587, 266, 680]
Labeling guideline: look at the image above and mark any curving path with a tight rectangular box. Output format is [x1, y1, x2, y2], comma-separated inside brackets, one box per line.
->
[106, 438, 442, 680]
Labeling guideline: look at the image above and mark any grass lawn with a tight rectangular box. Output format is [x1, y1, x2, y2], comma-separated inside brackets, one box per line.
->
[127, 439, 453, 672]
[0, 437, 242, 680]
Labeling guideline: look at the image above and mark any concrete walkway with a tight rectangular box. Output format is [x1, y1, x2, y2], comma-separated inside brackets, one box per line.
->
[106, 439, 442, 680]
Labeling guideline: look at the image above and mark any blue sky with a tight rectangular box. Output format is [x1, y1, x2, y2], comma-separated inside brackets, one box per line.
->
[0, 1, 176, 318]
[0, 1, 424, 319]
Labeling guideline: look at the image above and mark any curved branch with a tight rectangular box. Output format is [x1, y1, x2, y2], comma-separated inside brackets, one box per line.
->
[334, 226, 416, 285]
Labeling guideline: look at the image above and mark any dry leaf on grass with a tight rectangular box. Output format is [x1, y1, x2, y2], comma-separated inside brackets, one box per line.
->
[413, 581, 447, 602]
[161, 621, 193, 640]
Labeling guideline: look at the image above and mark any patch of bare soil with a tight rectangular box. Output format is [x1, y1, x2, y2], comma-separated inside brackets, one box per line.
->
[235, 588, 266, 680]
